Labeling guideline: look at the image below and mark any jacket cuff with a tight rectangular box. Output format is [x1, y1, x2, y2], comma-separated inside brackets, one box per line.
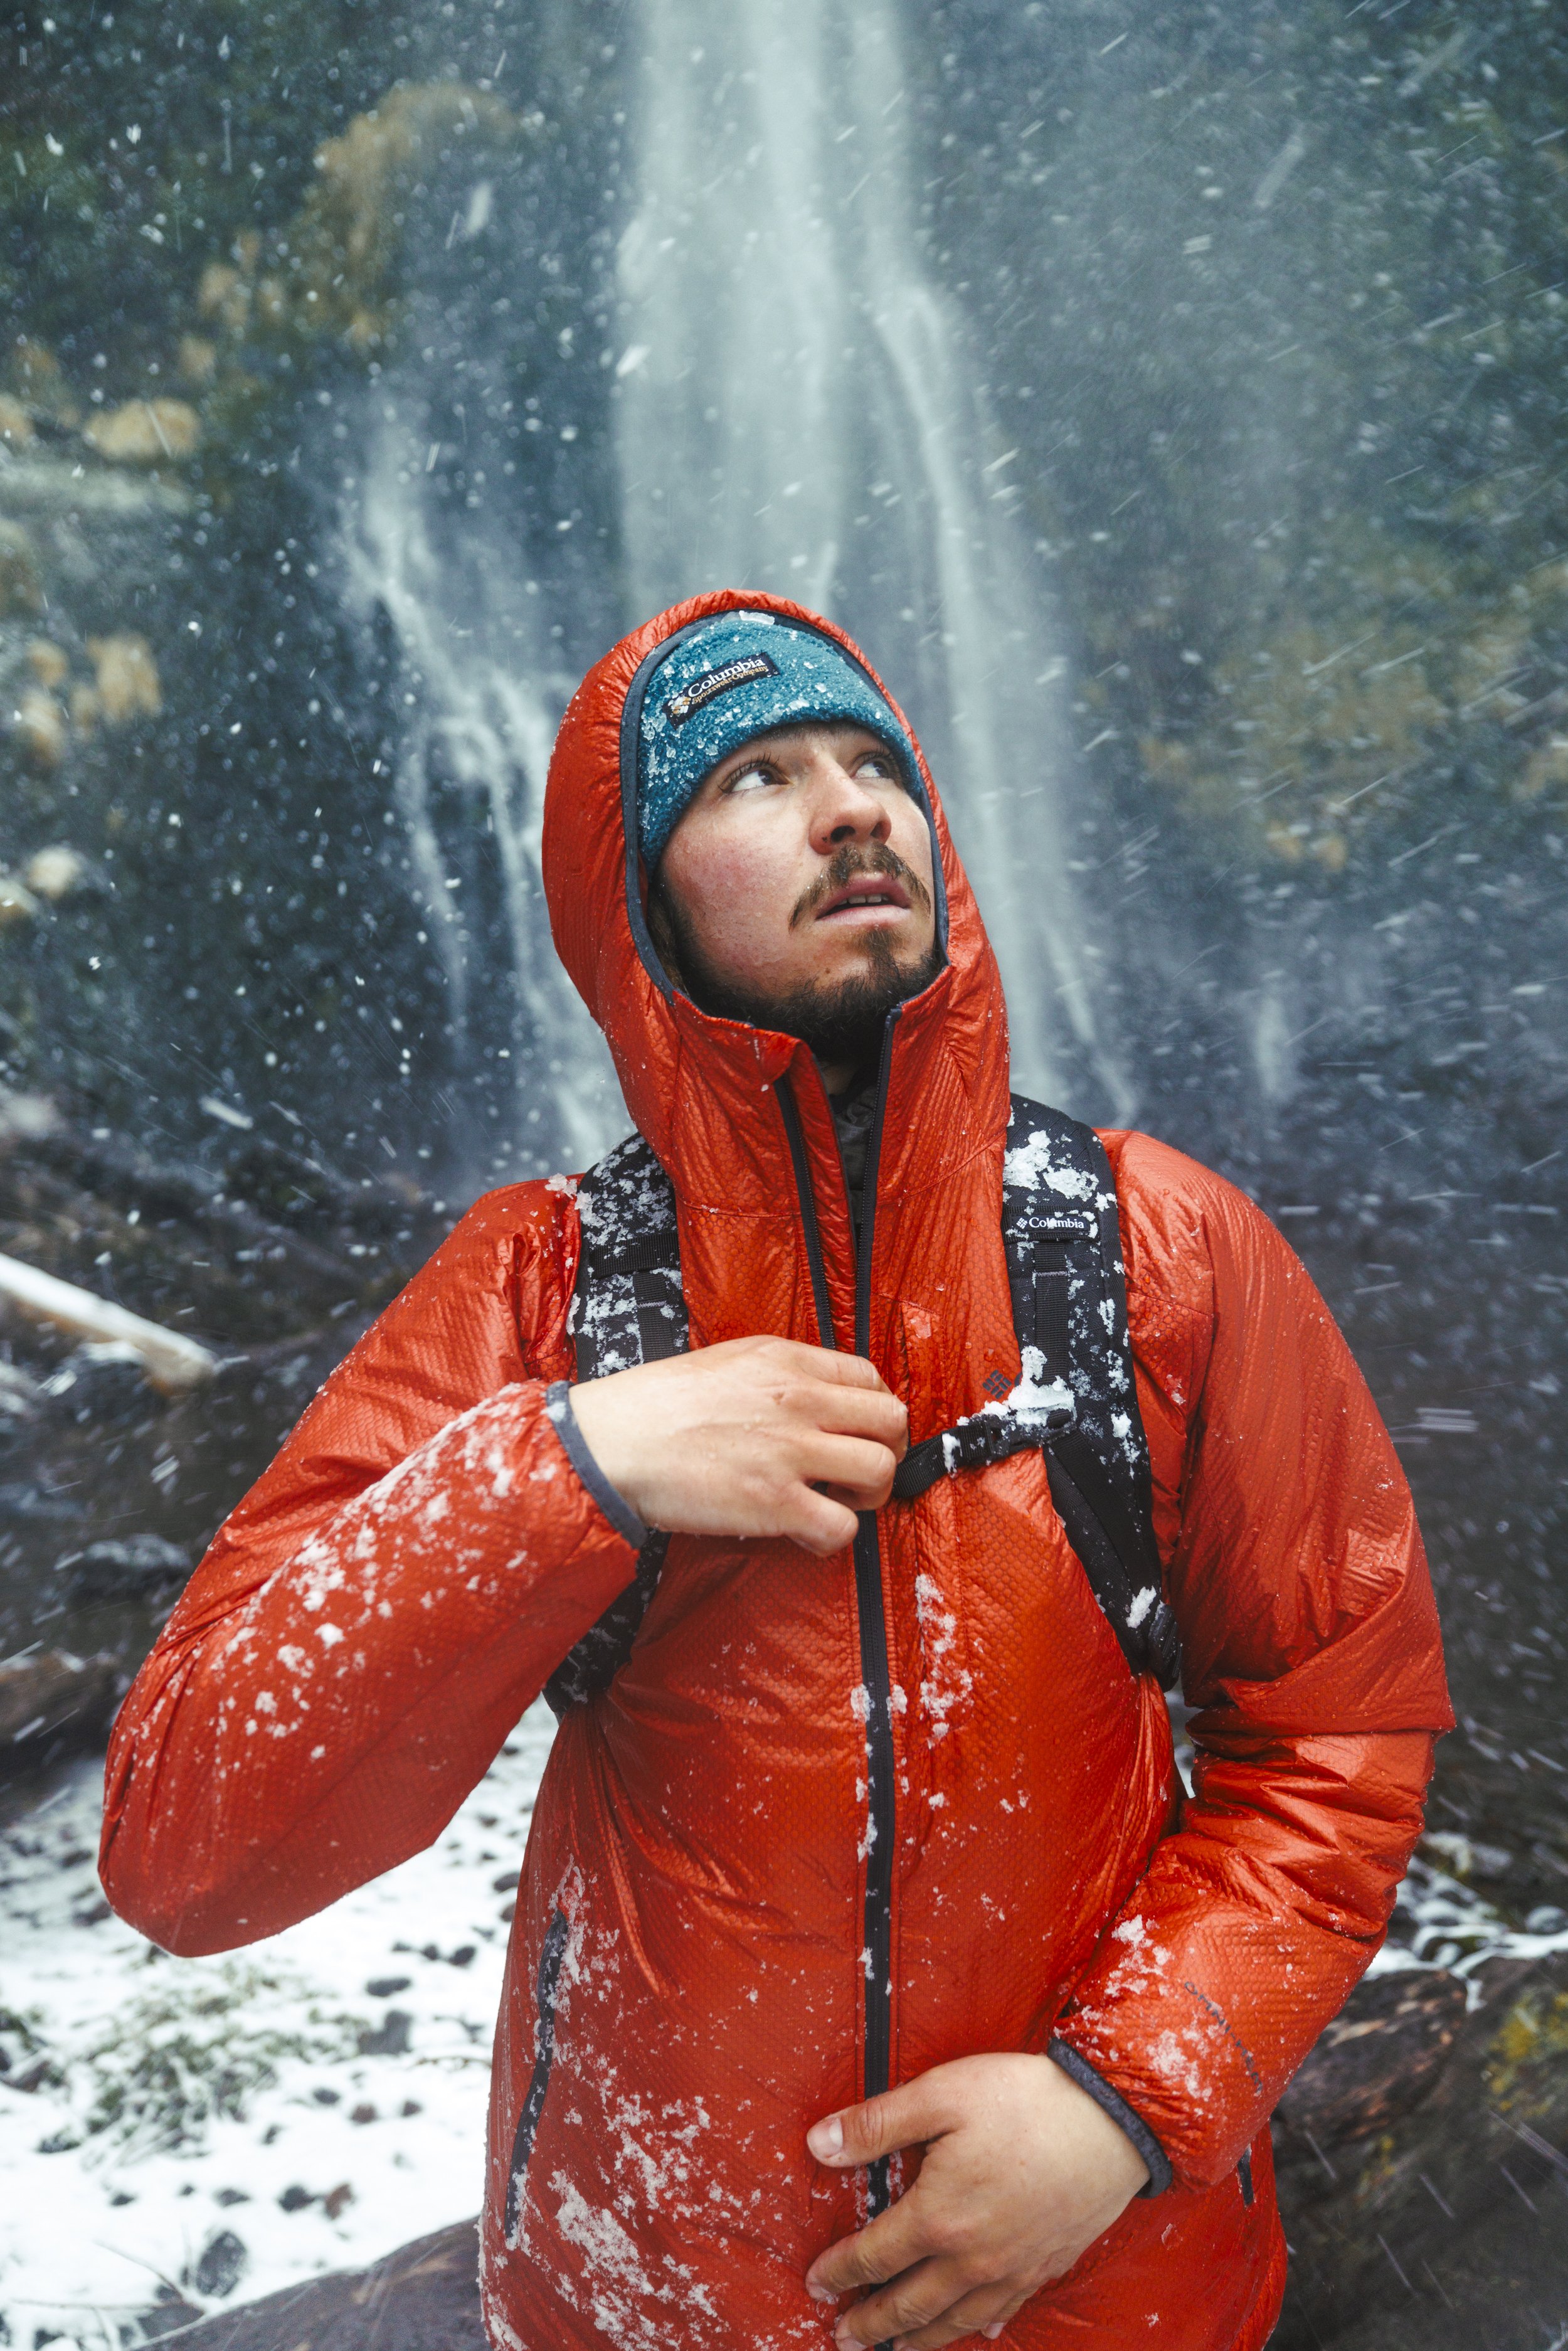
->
[544, 1381, 649, 1552]
[1047, 2037, 1172, 2198]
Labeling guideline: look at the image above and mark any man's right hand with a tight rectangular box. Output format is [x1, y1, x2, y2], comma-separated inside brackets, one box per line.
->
[567, 1336, 907, 1556]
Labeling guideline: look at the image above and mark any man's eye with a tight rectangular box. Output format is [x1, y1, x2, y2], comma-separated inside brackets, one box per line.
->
[854, 755, 896, 780]
[727, 763, 780, 794]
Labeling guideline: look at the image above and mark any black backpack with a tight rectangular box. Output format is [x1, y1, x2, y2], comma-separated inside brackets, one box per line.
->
[545, 1095, 1180, 1716]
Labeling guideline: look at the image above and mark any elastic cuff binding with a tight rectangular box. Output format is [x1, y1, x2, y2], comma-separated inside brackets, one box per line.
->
[1046, 2037, 1173, 2197]
[544, 1381, 649, 1552]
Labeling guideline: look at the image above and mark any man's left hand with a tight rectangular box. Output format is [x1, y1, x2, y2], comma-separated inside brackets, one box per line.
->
[804, 2052, 1149, 2349]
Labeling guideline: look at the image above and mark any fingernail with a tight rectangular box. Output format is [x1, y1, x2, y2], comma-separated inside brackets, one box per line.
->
[807, 2284, 835, 2305]
[983, 2328, 1005, 2341]
[807, 2114, 844, 2159]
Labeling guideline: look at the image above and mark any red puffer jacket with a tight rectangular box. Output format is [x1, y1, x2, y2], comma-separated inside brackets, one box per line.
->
[101, 589, 1451, 2351]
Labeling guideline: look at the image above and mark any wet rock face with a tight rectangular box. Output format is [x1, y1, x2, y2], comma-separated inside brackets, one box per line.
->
[1274, 1955, 1568, 2350]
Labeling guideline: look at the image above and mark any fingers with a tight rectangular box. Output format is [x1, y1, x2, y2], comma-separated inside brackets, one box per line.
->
[805, 2197, 936, 2308]
[789, 1372, 908, 1454]
[890, 2284, 1030, 2350]
[808, 2076, 953, 2172]
[785, 1489, 862, 1558]
[567, 1334, 907, 1545]
[823, 2264, 1028, 2351]
[792, 1343, 891, 1394]
[797, 1433, 901, 1508]
[825, 2256, 965, 2348]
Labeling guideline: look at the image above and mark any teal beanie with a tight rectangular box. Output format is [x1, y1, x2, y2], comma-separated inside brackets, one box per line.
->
[635, 611, 919, 869]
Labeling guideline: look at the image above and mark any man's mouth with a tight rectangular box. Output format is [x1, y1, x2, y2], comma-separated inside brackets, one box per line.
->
[813, 874, 913, 921]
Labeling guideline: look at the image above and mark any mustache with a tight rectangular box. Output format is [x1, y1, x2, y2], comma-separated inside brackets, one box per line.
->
[789, 842, 933, 930]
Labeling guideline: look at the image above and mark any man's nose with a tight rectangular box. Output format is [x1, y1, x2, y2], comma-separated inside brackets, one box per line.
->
[808, 762, 891, 851]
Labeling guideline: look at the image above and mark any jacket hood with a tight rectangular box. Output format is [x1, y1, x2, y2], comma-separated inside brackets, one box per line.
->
[543, 589, 1012, 1353]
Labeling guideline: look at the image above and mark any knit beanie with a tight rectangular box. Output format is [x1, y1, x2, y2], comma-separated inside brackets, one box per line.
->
[635, 611, 919, 869]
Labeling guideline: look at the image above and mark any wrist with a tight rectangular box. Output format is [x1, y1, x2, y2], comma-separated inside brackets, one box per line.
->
[1046, 2039, 1168, 2197]
[544, 1382, 649, 1550]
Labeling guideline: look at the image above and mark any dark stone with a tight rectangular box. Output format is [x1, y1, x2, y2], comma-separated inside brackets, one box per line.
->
[277, 2186, 315, 2215]
[0, 1649, 121, 1771]
[134, 2303, 204, 2343]
[188, 2231, 248, 2300]
[1274, 1953, 1568, 2350]
[358, 2009, 412, 2057]
[1274, 1967, 1468, 2147]
[53, 1535, 191, 1601]
[364, 1977, 411, 1998]
[40, 1348, 157, 1427]
[151, 2219, 485, 2351]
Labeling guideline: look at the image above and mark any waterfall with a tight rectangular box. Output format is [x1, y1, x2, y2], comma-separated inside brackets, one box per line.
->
[340, 0, 1135, 1175]
[337, 374, 624, 1173]
[617, 0, 1133, 1115]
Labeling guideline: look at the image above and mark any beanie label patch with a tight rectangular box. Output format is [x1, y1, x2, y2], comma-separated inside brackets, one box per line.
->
[664, 652, 777, 727]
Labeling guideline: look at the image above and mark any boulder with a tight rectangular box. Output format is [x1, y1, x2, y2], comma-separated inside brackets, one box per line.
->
[82, 631, 162, 724]
[10, 341, 79, 426]
[154, 2219, 485, 2351]
[0, 519, 43, 618]
[26, 639, 70, 691]
[14, 687, 66, 768]
[0, 871, 40, 928]
[51, 1534, 191, 1603]
[24, 844, 88, 901]
[83, 399, 201, 465]
[0, 1648, 120, 1764]
[1274, 1953, 1568, 2350]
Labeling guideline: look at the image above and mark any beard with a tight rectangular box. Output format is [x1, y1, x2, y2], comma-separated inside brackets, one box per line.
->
[649, 842, 942, 1069]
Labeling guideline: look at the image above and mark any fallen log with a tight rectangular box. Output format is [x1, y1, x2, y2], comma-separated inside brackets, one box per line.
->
[0, 1249, 216, 1393]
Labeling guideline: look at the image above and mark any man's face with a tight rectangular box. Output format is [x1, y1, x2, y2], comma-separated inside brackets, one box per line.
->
[649, 723, 940, 1080]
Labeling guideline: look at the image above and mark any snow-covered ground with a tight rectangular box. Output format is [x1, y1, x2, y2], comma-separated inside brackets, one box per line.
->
[0, 1700, 556, 2351]
[3, 1702, 1566, 2351]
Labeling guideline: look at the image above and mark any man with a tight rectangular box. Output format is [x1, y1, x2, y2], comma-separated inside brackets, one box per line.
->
[102, 591, 1451, 2351]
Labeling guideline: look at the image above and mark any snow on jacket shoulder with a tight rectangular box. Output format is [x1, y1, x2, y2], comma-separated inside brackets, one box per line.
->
[101, 588, 1451, 2351]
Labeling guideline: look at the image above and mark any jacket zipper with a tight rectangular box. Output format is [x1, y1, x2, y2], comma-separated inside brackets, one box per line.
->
[779, 1011, 901, 2228]
[502, 1904, 569, 2244]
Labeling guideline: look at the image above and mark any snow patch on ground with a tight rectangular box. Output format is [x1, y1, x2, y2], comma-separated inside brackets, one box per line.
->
[0, 1701, 557, 2350]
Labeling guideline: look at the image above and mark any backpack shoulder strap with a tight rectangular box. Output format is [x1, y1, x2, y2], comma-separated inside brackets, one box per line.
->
[891, 1097, 1179, 1688]
[544, 1134, 685, 1717]
[549, 1111, 1179, 1705]
[1002, 1094, 1179, 1689]
[569, 1130, 686, 1378]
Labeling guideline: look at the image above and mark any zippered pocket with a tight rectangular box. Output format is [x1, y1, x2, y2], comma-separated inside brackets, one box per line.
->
[503, 1906, 569, 2242]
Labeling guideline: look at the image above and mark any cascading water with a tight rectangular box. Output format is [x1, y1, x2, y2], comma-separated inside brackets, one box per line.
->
[342, 0, 1135, 1155]
[617, 0, 1132, 1115]
[339, 396, 621, 1171]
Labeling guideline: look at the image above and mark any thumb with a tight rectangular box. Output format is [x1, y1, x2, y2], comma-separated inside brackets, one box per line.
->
[807, 2078, 945, 2168]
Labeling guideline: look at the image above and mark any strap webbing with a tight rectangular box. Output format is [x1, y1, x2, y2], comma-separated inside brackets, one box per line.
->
[547, 1096, 1180, 1711]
